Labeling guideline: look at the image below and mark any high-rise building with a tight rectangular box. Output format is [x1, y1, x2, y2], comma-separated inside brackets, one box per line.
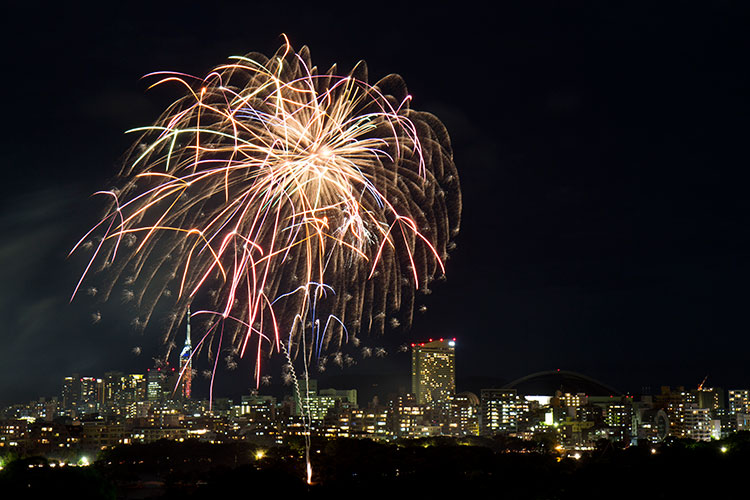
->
[121, 374, 146, 403]
[691, 386, 724, 410]
[61, 374, 104, 416]
[411, 338, 456, 407]
[655, 386, 690, 438]
[103, 371, 125, 403]
[79, 377, 103, 406]
[295, 378, 319, 415]
[178, 308, 193, 400]
[683, 407, 720, 441]
[61, 375, 78, 412]
[480, 389, 529, 435]
[147, 368, 166, 401]
[449, 392, 480, 436]
[728, 390, 750, 414]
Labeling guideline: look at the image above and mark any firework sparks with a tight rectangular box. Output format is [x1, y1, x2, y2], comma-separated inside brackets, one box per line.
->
[332, 352, 343, 367]
[72, 38, 460, 386]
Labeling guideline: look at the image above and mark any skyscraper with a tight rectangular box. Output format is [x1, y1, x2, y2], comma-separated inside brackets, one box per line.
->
[178, 308, 193, 400]
[147, 368, 165, 401]
[411, 338, 456, 407]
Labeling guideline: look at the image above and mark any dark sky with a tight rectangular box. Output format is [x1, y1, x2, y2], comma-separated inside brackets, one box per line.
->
[1, 2, 748, 404]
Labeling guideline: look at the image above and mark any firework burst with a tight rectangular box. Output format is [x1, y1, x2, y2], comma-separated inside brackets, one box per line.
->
[72, 38, 461, 385]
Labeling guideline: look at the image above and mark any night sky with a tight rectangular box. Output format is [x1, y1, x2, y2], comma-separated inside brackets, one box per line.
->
[1, 2, 748, 405]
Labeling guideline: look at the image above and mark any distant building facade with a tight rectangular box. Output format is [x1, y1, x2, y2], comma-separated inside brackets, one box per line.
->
[411, 339, 456, 408]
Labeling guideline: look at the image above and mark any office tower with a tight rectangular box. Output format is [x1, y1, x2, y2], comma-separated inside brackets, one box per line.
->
[411, 338, 456, 407]
[178, 308, 193, 400]
[296, 388, 358, 421]
[319, 388, 358, 407]
[147, 368, 166, 401]
[480, 388, 529, 435]
[233, 394, 277, 422]
[61, 375, 78, 412]
[103, 371, 125, 403]
[122, 374, 146, 402]
[61, 374, 102, 415]
[302, 395, 340, 421]
[295, 378, 320, 416]
[79, 377, 102, 404]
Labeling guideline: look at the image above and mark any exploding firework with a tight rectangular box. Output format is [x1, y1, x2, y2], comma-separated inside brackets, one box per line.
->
[72, 38, 461, 385]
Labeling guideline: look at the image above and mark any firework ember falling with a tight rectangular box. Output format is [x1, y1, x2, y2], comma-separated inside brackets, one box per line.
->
[72, 38, 461, 387]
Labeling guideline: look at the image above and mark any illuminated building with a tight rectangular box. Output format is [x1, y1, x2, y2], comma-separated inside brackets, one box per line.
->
[0, 420, 28, 449]
[655, 386, 690, 438]
[344, 409, 388, 438]
[28, 398, 57, 422]
[728, 390, 750, 414]
[122, 374, 146, 403]
[61, 376, 76, 412]
[233, 394, 276, 420]
[682, 406, 720, 441]
[738, 413, 750, 431]
[634, 408, 670, 443]
[296, 383, 356, 421]
[553, 391, 588, 409]
[449, 392, 479, 436]
[602, 402, 632, 441]
[147, 368, 166, 401]
[319, 388, 357, 407]
[59, 375, 102, 416]
[80, 377, 103, 408]
[692, 386, 724, 410]
[232, 394, 277, 440]
[388, 394, 425, 437]
[103, 371, 125, 403]
[178, 308, 193, 400]
[411, 338, 456, 407]
[62, 374, 104, 415]
[302, 395, 339, 421]
[480, 389, 529, 435]
[294, 378, 318, 416]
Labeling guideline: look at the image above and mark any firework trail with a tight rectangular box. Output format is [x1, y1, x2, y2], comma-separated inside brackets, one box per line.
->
[72, 37, 460, 388]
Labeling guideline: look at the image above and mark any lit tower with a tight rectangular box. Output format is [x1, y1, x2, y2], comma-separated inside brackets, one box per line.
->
[179, 307, 193, 400]
[411, 338, 456, 408]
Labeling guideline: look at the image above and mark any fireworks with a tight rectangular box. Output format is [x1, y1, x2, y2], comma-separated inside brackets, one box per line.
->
[72, 38, 461, 384]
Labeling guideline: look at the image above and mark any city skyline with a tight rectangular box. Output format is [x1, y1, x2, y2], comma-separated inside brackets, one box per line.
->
[2, 3, 749, 405]
[4, 349, 749, 449]
[6, 340, 750, 410]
